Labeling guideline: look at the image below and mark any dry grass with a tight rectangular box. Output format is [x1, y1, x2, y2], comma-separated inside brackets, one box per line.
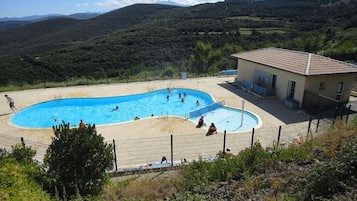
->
[100, 171, 181, 201]
[242, 177, 261, 195]
[312, 120, 356, 159]
[316, 121, 354, 141]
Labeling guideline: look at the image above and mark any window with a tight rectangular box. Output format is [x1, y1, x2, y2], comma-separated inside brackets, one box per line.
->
[272, 74, 277, 88]
[336, 81, 344, 101]
[336, 82, 344, 93]
[319, 82, 325, 90]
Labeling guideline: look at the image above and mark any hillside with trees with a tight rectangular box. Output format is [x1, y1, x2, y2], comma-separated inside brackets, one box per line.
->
[0, 0, 356, 88]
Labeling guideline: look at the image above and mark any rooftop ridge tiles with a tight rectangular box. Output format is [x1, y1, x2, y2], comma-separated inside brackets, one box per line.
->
[232, 47, 357, 76]
[305, 53, 312, 75]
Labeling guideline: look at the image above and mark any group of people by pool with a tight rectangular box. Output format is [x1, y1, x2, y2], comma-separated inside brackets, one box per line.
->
[166, 90, 200, 106]
[196, 115, 217, 136]
[167, 92, 188, 102]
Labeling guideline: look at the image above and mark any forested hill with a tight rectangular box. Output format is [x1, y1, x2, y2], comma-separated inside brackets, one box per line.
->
[0, 4, 181, 54]
[0, 0, 356, 86]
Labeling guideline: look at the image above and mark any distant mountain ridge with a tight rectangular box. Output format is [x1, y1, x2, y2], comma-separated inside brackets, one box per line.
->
[0, 14, 62, 22]
[0, 1, 355, 86]
[0, 1, 190, 31]
[0, 12, 102, 30]
[0, 1, 188, 23]
[0, 13, 102, 22]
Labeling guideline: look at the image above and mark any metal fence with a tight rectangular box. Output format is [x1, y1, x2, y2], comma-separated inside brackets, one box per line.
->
[1, 110, 355, 172]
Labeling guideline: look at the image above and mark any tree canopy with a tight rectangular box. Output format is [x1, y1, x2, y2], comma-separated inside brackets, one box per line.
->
[0, 144, 51, 201]
[44, 122, 113, 199]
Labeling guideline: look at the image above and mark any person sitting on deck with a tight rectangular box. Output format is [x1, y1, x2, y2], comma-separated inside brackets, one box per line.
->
[196, 116, 204, 128]
[79, 119, 85, 128]
[161, 156, 167, 164]
[206, 123, 217, 136]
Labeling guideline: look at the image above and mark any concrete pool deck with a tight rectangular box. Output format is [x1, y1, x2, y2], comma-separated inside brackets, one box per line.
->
[0, 76, 312, 164]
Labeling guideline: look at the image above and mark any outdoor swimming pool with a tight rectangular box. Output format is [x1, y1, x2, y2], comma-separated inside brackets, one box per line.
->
[10, 88, 260, 132]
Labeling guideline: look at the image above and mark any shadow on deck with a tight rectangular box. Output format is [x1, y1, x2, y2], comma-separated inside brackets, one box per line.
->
[218, 81, 311, 124]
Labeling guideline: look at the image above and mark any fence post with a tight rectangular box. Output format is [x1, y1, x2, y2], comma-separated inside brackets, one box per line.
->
[20, 137, 25, 147]
[170, 135, 173, 167]
[332, 107, 338, 127]
[112, 139, 118, 172]
[307, 116, 312, 136]
[346, 105, 351, 124]
[223, 130, 226, 153]
[251, 128, 255, 147]
[316, 117, 320, 133]
[277, 125, 282, 147]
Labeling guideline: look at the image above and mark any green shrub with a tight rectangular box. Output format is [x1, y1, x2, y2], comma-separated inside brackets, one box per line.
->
[179, 142, 270, 193]
[238, 142, 269, 173]
[301, 136, 357, 200]
[45, 123, 113, 199]
[272, 142, 313, 162]
[0, 156, 51, 201]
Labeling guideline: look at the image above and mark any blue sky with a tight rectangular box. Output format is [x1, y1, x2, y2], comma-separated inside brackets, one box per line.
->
[1, 0, 223, 18]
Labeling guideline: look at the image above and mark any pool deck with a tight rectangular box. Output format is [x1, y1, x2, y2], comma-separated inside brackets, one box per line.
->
[0, 76, 311, 165]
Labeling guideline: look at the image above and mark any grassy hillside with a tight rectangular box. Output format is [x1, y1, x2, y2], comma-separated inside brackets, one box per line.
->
[0, 0, 356, 87]
[101, 121, 357, 200]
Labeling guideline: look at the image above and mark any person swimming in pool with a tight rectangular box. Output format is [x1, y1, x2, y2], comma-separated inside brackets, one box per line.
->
[111, 105, 119, 112]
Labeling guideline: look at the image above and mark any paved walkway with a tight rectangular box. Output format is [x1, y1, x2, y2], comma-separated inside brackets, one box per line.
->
[0, 76, 317, 167]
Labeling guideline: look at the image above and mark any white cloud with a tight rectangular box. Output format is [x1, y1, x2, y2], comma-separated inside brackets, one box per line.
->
[94, 0, 154, 9]
[76, 3, 90, 7]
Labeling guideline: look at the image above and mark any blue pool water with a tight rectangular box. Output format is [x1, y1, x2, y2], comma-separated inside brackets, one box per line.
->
[11, 88, 259, 132]
[220, 69, 238, 75]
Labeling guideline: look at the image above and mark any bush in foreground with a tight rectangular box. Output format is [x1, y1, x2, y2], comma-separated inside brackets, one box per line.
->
[45, 122, 113, 199]
[0, 144, 51, 201]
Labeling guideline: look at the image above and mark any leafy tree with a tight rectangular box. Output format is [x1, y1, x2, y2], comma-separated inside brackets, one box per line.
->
[44, 122, 113, 199]
[10, 142, 36, 165]
[0, 144, 51, 201]
[161, 65, 178, 79]
[190, 41, 212, 74]
[0, 158, 51, 201]
[190, 41, 223, 75]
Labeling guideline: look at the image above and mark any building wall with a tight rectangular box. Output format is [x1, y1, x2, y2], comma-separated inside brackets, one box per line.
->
[236, 59, 255, 83]
[236, 59, 306, 106]
[305, 74, 356, 103]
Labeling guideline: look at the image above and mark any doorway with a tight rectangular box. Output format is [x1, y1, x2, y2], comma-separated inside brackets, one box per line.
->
[287, 80, 296, 99]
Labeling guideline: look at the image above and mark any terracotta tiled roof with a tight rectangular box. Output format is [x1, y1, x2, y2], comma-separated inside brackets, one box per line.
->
[231, 47, 357, 75]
